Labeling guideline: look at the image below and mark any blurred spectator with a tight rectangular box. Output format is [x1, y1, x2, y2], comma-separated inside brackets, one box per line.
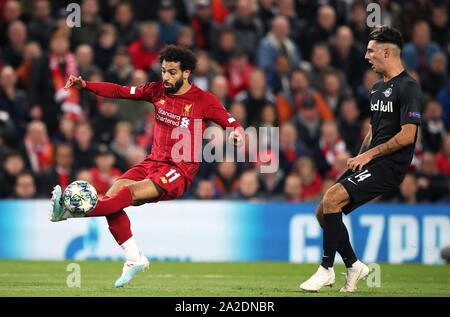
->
[377, 0, 402, 30]
[294, 156, 322, 202]
[75, 168, 93, 184]
[256, 15, 301, 76]
[19, 120, 53, 174]
[117, 69, 153, 128]
[330, 25, 368, 91]
[420, 52, 447, 97]
[280, 173, 302, 202]
[0, 65, 28, 141]
[191, 50, 218, 92]
[0, 0, 22, 47]
[402, 21, 441, 76]
[72, 120, 97, 171]
[308, 43, 349, 95]
[89, 144, 122, 198]
[429, 4, 448, 50]
[257, 0, 276, 33]
[195, 179, 217, 199]
[322, 68, 349, 115]
[113, 1, 139, 46]
[294, 0, 318, 26]
[276, 0, 304, 43]
[256, 150, 285, 195]
[129, 0, 189, 24]
[348, 0, 370, 50]
[392, 172, 420, 203]
[210, 75, 232, 110]
[0, 150, 25, 198]
[104, 46, 133, 86]
[211, 28, 237, 66]
[13, 171, 37, 199]
[176, 26, 196, 50]
[52, 114, 76, 143]
[301, 5, 336, 62]
[16, 41, 42, 89]
[157, 0, 183, 45]
[326, 150, 351, 180]
[266, 53, 292, 96]
[232, 169, 264, 200]
[355, 69, 381, 119]
[128, 22, 161, 72]
[191, 0, 220, 51]
[91, 98, 122, 145]
[337, 97, 362, 156]
[224, 50, 255, 99]
[211, 159, 239, 198]
[436, 133, 450, 176]
[278, 68, 332, 124]
[401, 0, 433, 42]
[436, 79, 450, 128]
[278, 121, 310, 174]
[93, 23, 118, 71]
[110, 121, 137, 171]
[235, 68, 275, 126]
[75, 44, 95, 80]
[27, 0, 55, 50]
[415, 152, 448, 203]
[223, 0, 265, 63]
[28, 30, 81, 134]
[315, 120, 347, 176]
[126, 146, 147, 168]
[70, 0, 102, 47]
[421, 99, 445, 153]
[39, 142, 75, 194]
[2, 20, 27, 68]
[228, 101, 247, 128]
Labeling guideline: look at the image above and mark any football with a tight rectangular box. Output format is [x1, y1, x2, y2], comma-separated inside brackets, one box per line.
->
[63, 180, 98, 216]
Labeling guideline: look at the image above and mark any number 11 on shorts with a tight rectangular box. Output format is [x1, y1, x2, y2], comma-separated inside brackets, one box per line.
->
[166, 169, 181, 183]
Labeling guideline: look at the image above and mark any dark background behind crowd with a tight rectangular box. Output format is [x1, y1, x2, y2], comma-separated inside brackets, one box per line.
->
[0, 0, 448, 203]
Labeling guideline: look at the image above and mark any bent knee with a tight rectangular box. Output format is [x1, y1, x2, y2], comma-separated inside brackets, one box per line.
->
[323, 184, 349, 213]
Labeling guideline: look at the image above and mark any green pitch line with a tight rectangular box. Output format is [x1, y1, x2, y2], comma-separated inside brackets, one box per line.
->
[0, 261, 449, 297]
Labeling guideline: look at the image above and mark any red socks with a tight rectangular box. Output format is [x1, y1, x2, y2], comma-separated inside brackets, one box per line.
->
[87, 186, 133, 217]
[106, 210, 132, 245]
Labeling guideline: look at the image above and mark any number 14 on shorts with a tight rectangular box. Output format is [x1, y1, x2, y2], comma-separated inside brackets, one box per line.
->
[160, 169, 181, 184]
[348, 169, 371, 185]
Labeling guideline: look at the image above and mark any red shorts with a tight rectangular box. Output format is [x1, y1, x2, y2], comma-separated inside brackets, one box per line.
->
[119, 158, 190, 202]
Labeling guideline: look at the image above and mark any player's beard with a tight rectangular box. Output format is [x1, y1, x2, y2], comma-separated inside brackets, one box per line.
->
[164, 77, 184, 94]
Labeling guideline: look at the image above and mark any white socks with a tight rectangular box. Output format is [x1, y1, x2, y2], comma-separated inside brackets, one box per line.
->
[120, 236, 141, 262]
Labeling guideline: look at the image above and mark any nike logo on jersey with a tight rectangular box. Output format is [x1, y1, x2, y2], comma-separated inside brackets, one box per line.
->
[371, 100, 393, 113]
[370, 90, 377, 94]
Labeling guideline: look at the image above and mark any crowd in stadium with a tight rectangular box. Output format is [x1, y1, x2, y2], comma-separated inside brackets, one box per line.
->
[0, 0, 448, 203]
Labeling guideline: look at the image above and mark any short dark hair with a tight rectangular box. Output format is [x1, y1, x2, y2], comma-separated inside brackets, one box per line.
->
[368, 25, 404, 49]
[159, 45, 197, 72]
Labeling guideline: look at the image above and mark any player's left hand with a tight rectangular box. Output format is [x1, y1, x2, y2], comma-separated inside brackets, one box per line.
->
[347, 152, 373, 172]
[229, 129, 244, 147]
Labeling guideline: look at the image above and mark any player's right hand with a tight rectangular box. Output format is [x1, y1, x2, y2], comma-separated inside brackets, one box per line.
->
[64, 75, 86, 90]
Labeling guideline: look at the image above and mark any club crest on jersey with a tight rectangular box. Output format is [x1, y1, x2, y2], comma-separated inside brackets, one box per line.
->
[183, 103, 192, 116]
[371, 100, 393, 113]
[382, 88, 392, 97]
[158, 99, 166, 105]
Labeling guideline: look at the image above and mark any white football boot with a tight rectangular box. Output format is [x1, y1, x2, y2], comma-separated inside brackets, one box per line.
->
[300, 265, 335, 292]
[340, 260, 370, 292]
[114, 253, 150, 288]
[49, 185, 72, 222]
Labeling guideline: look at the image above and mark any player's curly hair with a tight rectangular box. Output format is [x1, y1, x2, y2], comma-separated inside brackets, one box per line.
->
[159, 45, 197, 72]
[368, 25, 404, 50]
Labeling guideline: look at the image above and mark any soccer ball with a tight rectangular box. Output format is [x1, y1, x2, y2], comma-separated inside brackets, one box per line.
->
[63, 181, 98, 215]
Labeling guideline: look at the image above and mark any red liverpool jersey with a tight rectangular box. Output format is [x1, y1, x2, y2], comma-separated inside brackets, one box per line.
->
[85, 80, 242, 181]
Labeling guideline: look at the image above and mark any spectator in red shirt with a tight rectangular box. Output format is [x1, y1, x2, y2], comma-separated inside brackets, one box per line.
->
[128, 22, 161, 71]
[223, 50, 255, 99]
[89, 145, 122, 198]
[294, 155, 322, 202]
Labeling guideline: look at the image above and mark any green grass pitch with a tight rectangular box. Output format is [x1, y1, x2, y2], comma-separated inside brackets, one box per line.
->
[0, 261, 449, 297]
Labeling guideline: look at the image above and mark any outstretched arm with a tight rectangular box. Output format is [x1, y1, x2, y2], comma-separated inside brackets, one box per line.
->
[64, 75, 153, 101]
[347, 123, 417, 172]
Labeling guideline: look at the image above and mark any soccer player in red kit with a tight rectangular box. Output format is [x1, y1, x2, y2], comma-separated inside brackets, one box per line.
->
[49, 45, 244, 287]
